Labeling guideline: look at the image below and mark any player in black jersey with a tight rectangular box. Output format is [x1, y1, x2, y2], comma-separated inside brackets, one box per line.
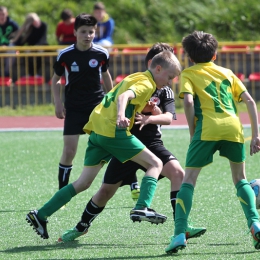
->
[51, 13, 113, 190]
[58, 43, 207, 243]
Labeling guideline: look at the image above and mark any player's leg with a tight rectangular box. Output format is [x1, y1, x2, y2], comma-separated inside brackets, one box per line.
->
[26, 164, 102, 239]
[160, 158, 206, 239]
[58, 157, 142, 242]
[105, 134, 164, 223]
[59, 135, 79, 189]
[129, 173, 140, 201]
[160, 159, 184, 219]
[130, 147, 162, 208]
[58, 109, 88, 190]
[219, 140, 260, 249]
[166, 140, 213, 254]
[230, 161, 260, 249]
[26, 132, 110, 239]
[58, 181, 122, 242]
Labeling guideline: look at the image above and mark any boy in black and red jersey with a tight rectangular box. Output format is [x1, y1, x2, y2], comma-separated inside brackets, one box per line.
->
[51, 13, 113, 191]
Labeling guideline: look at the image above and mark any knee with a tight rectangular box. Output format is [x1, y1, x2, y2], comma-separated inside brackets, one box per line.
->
[175, 168, 185, 182]
[63, 147, 77, 160]
[98, 186, 114, 200]
[73, 180, 92, 193]
[148, 157, 163, 174]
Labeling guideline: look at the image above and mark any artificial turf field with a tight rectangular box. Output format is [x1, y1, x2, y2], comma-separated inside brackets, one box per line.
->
[0, 128, 259, 260]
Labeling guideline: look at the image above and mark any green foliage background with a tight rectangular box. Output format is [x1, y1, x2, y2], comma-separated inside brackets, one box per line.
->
[2, 0, 260, 45]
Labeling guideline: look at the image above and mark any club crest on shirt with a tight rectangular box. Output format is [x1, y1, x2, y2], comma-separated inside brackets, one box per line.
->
[150, 96, 160, 105]
[89, 59, 98, 68]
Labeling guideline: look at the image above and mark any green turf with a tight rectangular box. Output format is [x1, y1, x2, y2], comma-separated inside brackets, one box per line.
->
[0, 129, 259, 260]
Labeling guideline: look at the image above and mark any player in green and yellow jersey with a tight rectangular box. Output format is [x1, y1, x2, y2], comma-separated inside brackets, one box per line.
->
[26, 50, 182, 240]
[165, 31, 260, 254]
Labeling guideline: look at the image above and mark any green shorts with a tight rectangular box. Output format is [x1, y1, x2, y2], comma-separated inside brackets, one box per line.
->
[186, 140, 245, 168]
[84, 131, 145, 166]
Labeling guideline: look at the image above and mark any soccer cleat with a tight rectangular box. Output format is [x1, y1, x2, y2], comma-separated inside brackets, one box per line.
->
[186, 223, 207, 239]
[58, 227, 88, 242]
[165, 233, 187, 254]
[131, 188, 140, 201]
[26, 210, 49, 239]
[130, 207, 167, 224]
[250, 222, 260, 249]
[60, 204, 67, 210]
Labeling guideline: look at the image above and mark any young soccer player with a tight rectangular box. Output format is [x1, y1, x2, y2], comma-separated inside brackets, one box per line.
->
[165, 31, 260, 254]
[53, 13, 139, 199]
[26, 50, 182, 239]
[58, 42, 206, 243]
[51, 13, 113, 190]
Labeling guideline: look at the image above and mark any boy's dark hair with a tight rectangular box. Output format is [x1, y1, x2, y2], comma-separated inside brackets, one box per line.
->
[61, 9, 73, 21]
[145, 43, 174, 69]
[74, 13, 97, 30]
[93, 2, 105, 10]
[182, 31, 218, 63]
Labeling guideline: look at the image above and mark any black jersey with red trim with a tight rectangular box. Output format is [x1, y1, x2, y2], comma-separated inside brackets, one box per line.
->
[53, 43, 109, 111]
[130, 86, 176, 145]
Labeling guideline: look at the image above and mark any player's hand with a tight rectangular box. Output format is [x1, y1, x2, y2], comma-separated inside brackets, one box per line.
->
[250, 136, 260, 156]
[55, 102, 65, 119]
[116, 116, 130, 128]
[142, 101, 156, 113]
[135, 113, 149, 131]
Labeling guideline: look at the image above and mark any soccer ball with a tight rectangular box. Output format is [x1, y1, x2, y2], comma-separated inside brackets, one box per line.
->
[249, 179, 260, 209]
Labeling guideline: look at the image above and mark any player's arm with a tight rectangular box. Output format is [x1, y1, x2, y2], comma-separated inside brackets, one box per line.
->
[51, 72, 65, 119]
[116, 90, 135, 128]
[135, 110, 172, 131]
[240, 91, 260, 155]
[183, 93, 195, 140]
[101, 70, 113, 93]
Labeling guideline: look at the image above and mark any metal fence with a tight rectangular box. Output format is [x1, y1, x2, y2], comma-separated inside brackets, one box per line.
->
[0, 42, 260, 108]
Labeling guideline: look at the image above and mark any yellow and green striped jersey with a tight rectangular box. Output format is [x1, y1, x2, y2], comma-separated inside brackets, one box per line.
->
[84, 70, 156, 137]
[179, 62, 246, 143]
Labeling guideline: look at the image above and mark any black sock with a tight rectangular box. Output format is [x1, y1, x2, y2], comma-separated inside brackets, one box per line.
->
[58, 163, 72, 189]
[76, 198, 105, 232]
[130, 173, 140, 191]
[170, 190, 179, 221]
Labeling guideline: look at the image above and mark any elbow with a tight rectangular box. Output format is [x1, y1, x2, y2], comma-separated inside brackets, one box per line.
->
[164, 115, 173, 125]
[184, 99, 193, 108]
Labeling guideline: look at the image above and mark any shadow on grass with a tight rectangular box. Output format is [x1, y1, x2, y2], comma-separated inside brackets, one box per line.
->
[0, 241, 168, 259]
[2, 241, 259, 259]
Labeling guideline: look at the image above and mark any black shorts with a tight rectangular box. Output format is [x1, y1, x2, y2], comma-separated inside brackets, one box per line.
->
[63, 109, 92, 135]
[103, 143, 178, 186]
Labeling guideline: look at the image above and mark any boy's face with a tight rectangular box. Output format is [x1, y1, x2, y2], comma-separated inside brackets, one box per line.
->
[153, 65, 178, 89]
[93, 9, 105, 22]
[74, 25, 95, 47]
[0, 10, 8, 25]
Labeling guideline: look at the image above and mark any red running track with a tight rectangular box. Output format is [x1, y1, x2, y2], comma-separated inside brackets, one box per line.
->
[0, 112, 258, 130]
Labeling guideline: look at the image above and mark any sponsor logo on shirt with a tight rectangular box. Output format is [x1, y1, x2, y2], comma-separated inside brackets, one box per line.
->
[71, 62, 79, 72]
[89, 59, 98, 68]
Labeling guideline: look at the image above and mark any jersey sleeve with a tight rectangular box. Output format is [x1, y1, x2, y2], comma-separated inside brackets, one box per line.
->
[179, 71, 195, 99]
[161, 87, 176, 120]
[129, 81, 155, 113]
[101, 54, 109, 73]
[53, 53, 65, 76]
[229, 72, 247, 102]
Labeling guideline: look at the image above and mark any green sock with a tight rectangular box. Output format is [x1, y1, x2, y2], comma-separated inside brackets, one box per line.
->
[236, 179, 259, 228]
[174, 183, 194, 236]
[135, 176, 157, 209]
[37, 184, 76, 220]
